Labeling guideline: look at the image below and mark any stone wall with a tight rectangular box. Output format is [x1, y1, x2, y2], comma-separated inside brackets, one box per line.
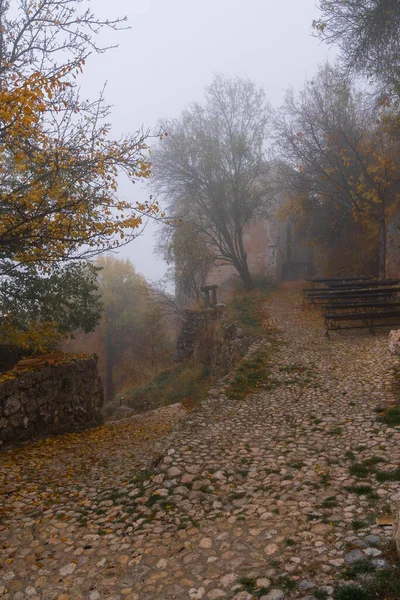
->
[175, 309, 255, 374]
[0, 356, 104, 447]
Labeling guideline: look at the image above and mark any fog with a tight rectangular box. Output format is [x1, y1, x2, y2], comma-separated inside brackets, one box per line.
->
[81, 0, 335, 281]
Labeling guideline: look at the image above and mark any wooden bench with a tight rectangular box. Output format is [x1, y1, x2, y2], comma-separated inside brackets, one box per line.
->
[324, 310, 400, 338]
[324, 301, 400, 314]
[326, 279, 400, 290]
[304, 287, 400, 307]
[305, 276, 373, 290]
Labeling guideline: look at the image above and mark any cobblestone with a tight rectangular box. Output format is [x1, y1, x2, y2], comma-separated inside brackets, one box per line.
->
[0, 283, 399, 599]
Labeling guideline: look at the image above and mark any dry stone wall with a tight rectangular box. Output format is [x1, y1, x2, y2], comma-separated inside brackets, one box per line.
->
[175, 309, 255, 374]
[0, 356, 104, 447]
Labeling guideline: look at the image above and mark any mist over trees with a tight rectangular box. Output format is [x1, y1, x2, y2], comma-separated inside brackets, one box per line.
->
[1, 0, 400, 365]
[313, 1, 400, 96]
[274, 64, 400, 278]
[152, 75, 273, 292]
[96, 256, 173, 398]
[156, 222, 215, 306]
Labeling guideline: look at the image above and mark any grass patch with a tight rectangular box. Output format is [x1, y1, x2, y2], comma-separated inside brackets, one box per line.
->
[320, 496, 338, 508]
[377, 405, 400, 427]
[123, 361, 212, 412]
[347, 455, 400, 484]
[375, 466, 400, 482]
[228, 287, 273, 334]
[313, 591, 329, 600]
[349, 463, 371, 478]
[351, 518, 367, 531]
[344, 485, 379, 499]
[333, 586, 368, 600]
[340, 560, 375, 580]
[237, 577, 256, 593]
[284, 538, 297, 546]
[225, 351, 276, 400]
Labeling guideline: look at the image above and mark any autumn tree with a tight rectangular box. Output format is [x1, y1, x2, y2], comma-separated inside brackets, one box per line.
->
[96, 256, 172, 397]
[0, 0, 164, 350]
[0, 0, 162, 277]
[313, 1, 400, 95]
[275, 64, 400, 277]
[151, 75, 272, 291]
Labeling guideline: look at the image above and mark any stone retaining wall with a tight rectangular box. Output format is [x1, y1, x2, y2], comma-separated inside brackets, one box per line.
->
[175, 309, 255, 374]
[0, 356, 104, 447]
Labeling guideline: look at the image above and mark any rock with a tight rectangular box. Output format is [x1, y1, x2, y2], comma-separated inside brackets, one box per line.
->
[352, 539, 368, 549]
[59, 563, 76, 577]
[220, 573, 238, 587]
[388, 329, 400, 354]
[311, 523, 332, 535]
[299, 581, 314, 590]
[260, 590, 284, 600]
[329, 558, 344, 567]
[344, 549, 365, 564]
[256, 578, 271, 589]
[208, 590, 227, 599]
[3, 396, 21, 416]
[364, 534, 380, 546]
[318, 586, 334, 595]
[189, 588, 205, 599]
[371, 558, 390, 569]
[363, 547, 382, 557]
[167, 467, 182, 477]
[233, 593, 252, 600]
[199, 537, 213, 549]
[264, 543, 279, 555]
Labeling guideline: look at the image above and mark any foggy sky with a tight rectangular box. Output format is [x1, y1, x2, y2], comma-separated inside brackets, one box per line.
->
[82, 0, 335, 282]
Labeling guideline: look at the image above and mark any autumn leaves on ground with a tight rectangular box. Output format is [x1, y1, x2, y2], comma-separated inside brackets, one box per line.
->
[1, 285, 400, 600]
[0, 404, 184, 525]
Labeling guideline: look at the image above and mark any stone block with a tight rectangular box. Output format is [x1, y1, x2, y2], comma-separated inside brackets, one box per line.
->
[388, 329, 400, 355]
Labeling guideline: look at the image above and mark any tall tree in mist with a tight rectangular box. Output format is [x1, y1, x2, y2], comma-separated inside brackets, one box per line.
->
[152, 75, 272, 291]
[313, 1, 400, 95]
[156, 222, 215, 306]
[275, 64, 400, 277]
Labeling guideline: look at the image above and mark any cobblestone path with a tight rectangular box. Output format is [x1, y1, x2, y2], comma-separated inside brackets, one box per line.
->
[1, 283, 400, 600]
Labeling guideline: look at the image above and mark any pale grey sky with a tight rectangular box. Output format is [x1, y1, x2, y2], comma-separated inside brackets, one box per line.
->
[82, 0, 334, 281]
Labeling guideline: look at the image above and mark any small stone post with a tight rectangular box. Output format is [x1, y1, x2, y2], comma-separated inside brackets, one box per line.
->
[201, 284, 218, 308]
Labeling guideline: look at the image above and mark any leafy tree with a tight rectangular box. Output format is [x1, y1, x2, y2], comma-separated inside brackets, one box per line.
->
[157, 222, 215, 306]
[96, 256, 172, 397]
[0, 263, 102, 352]
[313, 0, 400, 95]
[274, 64, 400, 277]
[0, 0, 163, 278]
[152, 75, 272, 291]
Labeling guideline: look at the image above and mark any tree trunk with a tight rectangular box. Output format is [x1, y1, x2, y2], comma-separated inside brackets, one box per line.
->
[106, 330, 115, 401]
[379, 218, 387, 280]
[237, 261, 254, 291]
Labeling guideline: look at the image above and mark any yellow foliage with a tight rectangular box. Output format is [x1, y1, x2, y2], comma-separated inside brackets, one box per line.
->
[0, 316, 66, 354]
